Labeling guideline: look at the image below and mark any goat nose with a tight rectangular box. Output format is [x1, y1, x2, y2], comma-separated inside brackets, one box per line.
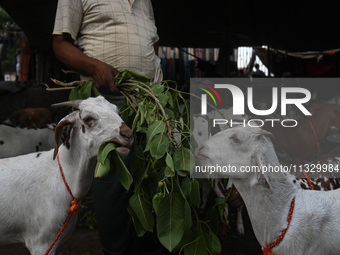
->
[120, 123, 133, 141]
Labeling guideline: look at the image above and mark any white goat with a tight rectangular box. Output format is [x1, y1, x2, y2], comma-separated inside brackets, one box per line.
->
[193, 108, 248, 235]
[0, 124, 55, 158]
[197, 126, 340, 255]
[0, 96, 133, 255]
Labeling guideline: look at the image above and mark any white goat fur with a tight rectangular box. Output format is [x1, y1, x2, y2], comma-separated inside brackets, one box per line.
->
[198, 126, 340, 255]
[0, 96, 133, 255]
[194, 108, 248, 235]
[0, 125, 55, 158]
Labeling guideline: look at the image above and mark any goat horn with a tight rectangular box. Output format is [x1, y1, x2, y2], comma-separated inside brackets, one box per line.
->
[51, 99, 83, 109]
[260, 128, 273, 136]
[259, 128, 274, 140]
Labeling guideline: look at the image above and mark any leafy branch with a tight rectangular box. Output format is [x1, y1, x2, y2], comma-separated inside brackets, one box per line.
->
[118, 80, 172, 136]
[66, 70, 222, 255]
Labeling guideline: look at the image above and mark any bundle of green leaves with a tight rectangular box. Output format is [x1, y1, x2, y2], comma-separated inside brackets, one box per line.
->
[68, 70, 222, 255]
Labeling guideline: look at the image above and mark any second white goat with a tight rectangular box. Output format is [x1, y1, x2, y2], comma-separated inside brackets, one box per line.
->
[0, 124, 55, 158]
[197, 126, 340, 255]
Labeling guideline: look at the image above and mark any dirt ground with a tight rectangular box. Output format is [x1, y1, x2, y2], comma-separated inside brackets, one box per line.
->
[0, 208, 262, 255]
[0, 228, 103, 255]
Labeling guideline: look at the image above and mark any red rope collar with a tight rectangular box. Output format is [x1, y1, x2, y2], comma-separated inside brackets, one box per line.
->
[263, 197, 296, 255]
[44, 154, 79, 255]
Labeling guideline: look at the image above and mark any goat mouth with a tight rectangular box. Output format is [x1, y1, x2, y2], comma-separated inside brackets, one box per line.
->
[115, 145, 131, 159]
[196, 151, 209, 161]
[197, 155, 209, 161]
[108, 138, 132, 148]
[197, 147, 210, 161]
[107, 138, 131, 159]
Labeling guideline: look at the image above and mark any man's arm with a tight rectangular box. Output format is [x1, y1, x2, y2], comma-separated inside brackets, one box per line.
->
[154, 40, 160, 56]
[53, 33, 119, 93]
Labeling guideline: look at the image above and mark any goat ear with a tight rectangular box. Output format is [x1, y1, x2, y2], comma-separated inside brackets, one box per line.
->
[252, 149, 271, 190]
[53, 112, 77, 160]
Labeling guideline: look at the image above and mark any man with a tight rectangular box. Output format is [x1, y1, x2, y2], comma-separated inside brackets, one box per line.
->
[52, 1, 162, 254]
[252, 63, 266, 77]
[53, 0, 162, 94]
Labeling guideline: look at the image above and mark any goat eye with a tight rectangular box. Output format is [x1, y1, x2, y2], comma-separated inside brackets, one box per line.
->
[230, 136, 240, 144]
[83, 116, 94, 124]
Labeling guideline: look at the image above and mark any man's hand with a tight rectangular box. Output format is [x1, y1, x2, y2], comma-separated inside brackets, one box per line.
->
[91, 59, 120, 94]
[53, 33, 121, 95]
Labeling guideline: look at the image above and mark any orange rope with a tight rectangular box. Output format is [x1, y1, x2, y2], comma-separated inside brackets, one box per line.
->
[309, 120, 320, 151]
[302, 169, 314, 190]
[263, 197, 295, 255]
[57, 154, 76, 200]
[44, 154, 79, 255]
[44, 214, 73, 255]
[304, 120, 317, 191]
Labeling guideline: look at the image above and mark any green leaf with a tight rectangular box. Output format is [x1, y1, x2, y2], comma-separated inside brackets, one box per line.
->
[157, 193, 185, 252]
[131, 107, 141, 131]
[94, 127, 128, 184]
[129, 194, 154, 233]
[180, 177, 191, 201]
[119, 104, 130, 123]
[206, 229, 221, 255]
[206, 206, 220, 234]
[152, 192, 164, 215]
[166, 90, 174, 108]
[97, 142, 116, 164]
[144, 105, 156, 125]
[174, 179, 192, 229]
[150, 84, 164, 94]
[115, 69, 151, 86]
[173, 147, 194, 176]
[214, 196, 228, 222]
[94, 157, 111, 178]
[150, 132, 169, 159]
[190, 179, 201, 207]
[146, 120, 166, 143]
[128, 145, 147, 187]
[138, 103, 146, 126]
[165, 153, 175, 171]
[69, 80, 101, 100]
[180, 100, 190, 129]
[92, 85, 102, 97]
[136, 125, 147, 133]
[184, 200, 192, 229]
[164, 166, 175, 177]
[164, 108, 176, 127]
[157, 92, 170, 108]
[111, 149, 133, 191]
[127, 205, 147, 237]
[183, 236, 209, 255]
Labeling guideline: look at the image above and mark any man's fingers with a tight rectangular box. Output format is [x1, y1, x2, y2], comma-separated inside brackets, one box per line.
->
[109, 83, 120, 94]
